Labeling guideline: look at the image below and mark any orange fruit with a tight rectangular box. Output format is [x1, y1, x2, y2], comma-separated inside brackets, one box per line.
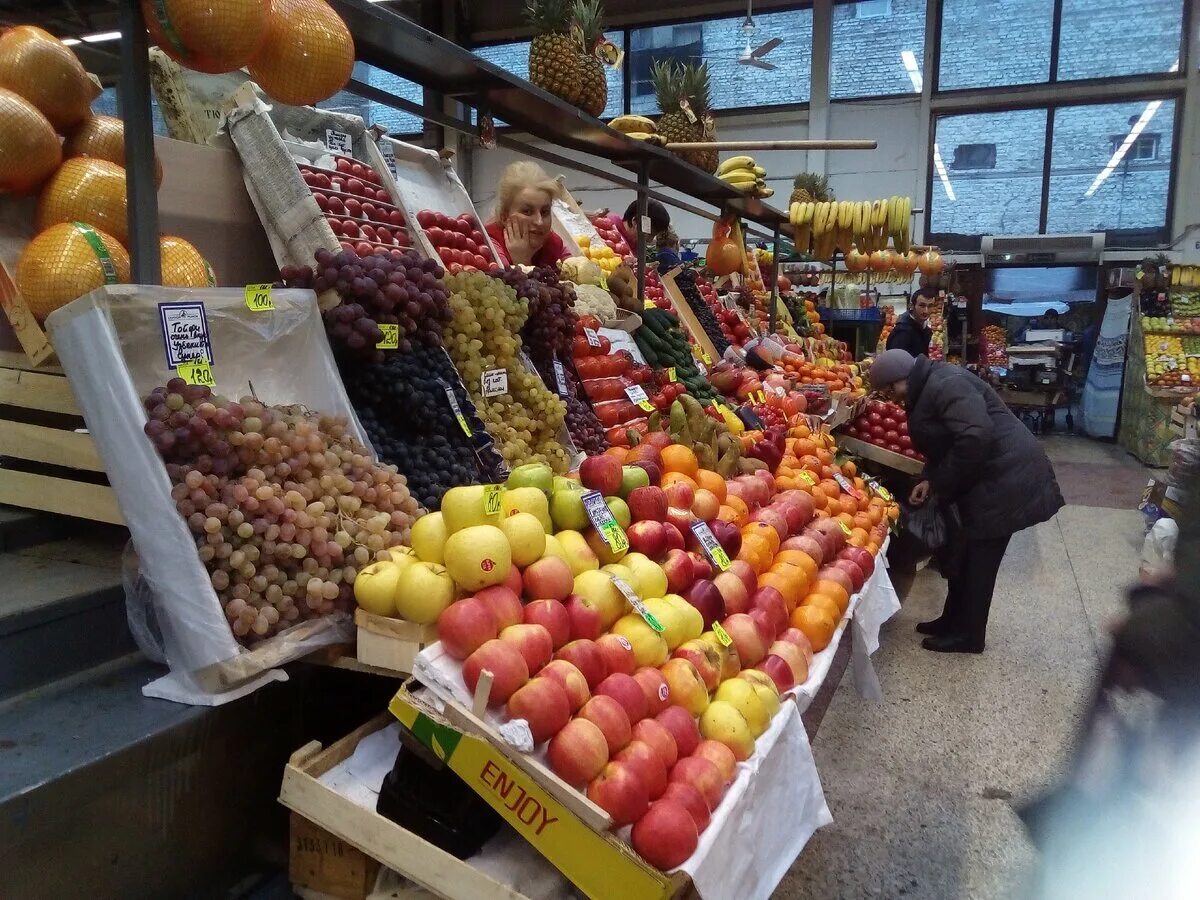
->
[816, 448, 834, 466]
[866, 540, 880, 556]
[724, 494, 750, 522]
[791, 605, 837, 652]
[717, 504, 741, 525]
[837, 495, 858, 516]
[809, 488, 828, 511]
[767, 561, 810, 605]
[811, 579, 850, 613]
[740, 532, 775, 566]
[694, 469, 727, 503]
[799, 454, 821, 471]
[661, 471, 698, 492]
[661, 445, 699, 478]
[742, 521, 781, 555]
[793, 438, 817, 457]
[836, 512, 855, 529]
[800, 593, 841, 622]
[841, 460, 857, 478]
[626, 443, 661, 465]
[758, 570, 802, 610]
[849, 528, 870, 548]
[604, 446, 628, 463]
[774, 549, 818, 582]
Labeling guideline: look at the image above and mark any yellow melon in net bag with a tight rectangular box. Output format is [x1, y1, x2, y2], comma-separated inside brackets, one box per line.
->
[161, 236, 216, 287]
[64, 115, 163, 188]
[249, 0, 354, 106]
[0, 26, 100, 130]
[37, 157, 129, 246]
[18, 223, 130, 322]
[0, 88, 62, 194]
[141, 0, 271, 75]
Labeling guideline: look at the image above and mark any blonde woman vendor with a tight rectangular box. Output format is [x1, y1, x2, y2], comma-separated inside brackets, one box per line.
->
[486, 161, 572, 268]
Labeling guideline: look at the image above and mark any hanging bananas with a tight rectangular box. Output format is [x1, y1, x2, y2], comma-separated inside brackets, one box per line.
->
[788, 195, 915, 260]
[716, 155, 772, 198]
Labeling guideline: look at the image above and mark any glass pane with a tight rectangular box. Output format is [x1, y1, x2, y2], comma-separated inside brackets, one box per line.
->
[1058, 0, 1183, 80]
[629, 10, 812, 115]
[831, 0, 927, 98]
[103, 85, 169, 136]
[316, 63, 424, 136]
[475, 33, 624, 121]
[1046, 99, 1175, 235]
[938, 0, 1052, 89]
[929, 108, 1048, 236]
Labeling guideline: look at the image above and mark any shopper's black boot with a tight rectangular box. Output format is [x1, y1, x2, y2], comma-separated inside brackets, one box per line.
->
[915, 617, 953, 636]
[921, 634, 984, 654]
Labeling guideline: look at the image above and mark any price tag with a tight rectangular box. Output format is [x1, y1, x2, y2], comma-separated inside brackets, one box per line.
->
[833, 472, 864, 500]
[581, 490, 628, 553]
[867, 479, 893, 502]
[611, 576, 664, 633]
[244, 283, 273, 311]
[439, 379, 473, 436]
[376, 323, 399, 349]
[754, 390, 766, 404]
[711, 621, 733, 647]
[798, 470, 817, 486]
[176, 359, 215, 388]
[378, 141, 397, 177]
[482, 369, 508, 397]
[644, 299, 656, 310]
[666, 367, 677, 382]
[584, 327, 601, 347]
[690, 521, 730, 571]
[483, 484, 504, 517]
[838, 520, 853, 536]
[700, 348, 712, 365]
[324, 129, 353, 155]
[552, 358, 569, 397]
[624, 384, 656, 412]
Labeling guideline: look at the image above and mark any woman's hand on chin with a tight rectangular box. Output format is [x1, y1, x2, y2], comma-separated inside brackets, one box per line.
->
[505, 219, 538, 265]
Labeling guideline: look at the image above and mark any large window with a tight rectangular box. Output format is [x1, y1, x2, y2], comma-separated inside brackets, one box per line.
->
[476, 34, 625, 122]
[831, 0, 927, 99]
[1057, 0, 1183, 80]
[319, 63, 423, 137]
[928, 108, 1048, 238]
[1045, 99, 1176, 235]
[938, 0, 1053, 90]
[628, 9, 812, 115]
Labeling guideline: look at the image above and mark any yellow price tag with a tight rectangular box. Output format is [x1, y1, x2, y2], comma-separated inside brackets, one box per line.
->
[755, 390, 766, 404]
[701, 349, 712, 365]
[798, 470, 817, 486]
[604, 523, 629, 554]
[483, 484, 504, 516]
[643, 299, 655, 310]
[376, 323, 399, 349]
[244, 283, 274, 311]
[839, 520, 853, 536]
[176, 359, 215, 388]
[711, 621, 733, 647]
[666, 367, 677, 382]
[637, 400, 656, 412]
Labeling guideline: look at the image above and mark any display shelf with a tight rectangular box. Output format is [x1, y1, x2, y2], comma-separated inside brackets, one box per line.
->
[835, 435, 924, 475]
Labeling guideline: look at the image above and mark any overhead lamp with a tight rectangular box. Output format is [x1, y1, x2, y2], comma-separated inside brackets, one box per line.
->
[1084, 60, 1178, 198]
[900, 49, 922, 93]
[82, 31, 122, 43]
[933, 143, 955, 201]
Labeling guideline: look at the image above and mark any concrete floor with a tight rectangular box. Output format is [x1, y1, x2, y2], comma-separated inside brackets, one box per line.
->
[780, 435, 1152, 900]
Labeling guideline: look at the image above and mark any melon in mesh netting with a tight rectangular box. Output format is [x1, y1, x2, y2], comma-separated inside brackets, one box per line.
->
[64, 115, 164, 188]
[141, 0, 271, 75]
[0, 87, 62, 194]
[0, 25, 99, 130]
[37, 157, 129, 246]
[161, 236, 216, 287]
[248, 0, 354, 106]
[18, 223, 131, 322]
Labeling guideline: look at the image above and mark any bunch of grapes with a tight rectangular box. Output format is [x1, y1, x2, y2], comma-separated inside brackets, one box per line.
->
[143, 379, 419, 644]
[499, 267, 578, 364]
[442, 270, 570, 472]
[675, 269, 731, 356]
[280, 248, 452, 360]
[340, 345, 504, 509]
[532, 357, 607, 455]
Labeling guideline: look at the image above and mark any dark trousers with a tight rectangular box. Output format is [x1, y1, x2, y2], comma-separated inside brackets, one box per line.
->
[941, 534, 1012, 643]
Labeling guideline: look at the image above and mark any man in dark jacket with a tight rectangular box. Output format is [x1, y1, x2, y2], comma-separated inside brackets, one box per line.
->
[886, 289, 936, 357]
[870, 349, 1065, 653]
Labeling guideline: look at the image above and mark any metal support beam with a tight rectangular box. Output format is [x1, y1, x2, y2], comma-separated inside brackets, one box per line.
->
[768, 224, 780, 334]
[636, 163, 648, 302]
[118, 0, 160, 284]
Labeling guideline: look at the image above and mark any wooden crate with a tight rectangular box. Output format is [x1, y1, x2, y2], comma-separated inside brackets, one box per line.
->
[291, 813, 382, 900]
[835, 435, 924, 476]
[0, 352, 122, 524]
[354, 609, 439, 675]
[660, 269, 722, 366]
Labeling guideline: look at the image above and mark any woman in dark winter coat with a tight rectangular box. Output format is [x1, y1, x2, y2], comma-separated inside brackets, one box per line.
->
[870, 349, 1065, 653]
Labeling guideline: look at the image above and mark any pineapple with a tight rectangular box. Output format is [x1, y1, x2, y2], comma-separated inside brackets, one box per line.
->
[572, 0, 607, 117]
[526, 0, 582, 107]
[652, 60, 719, 173]
[790, 172, 833, 206]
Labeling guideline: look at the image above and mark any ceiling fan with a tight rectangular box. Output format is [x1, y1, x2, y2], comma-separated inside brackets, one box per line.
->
[737, 0, 783, 70]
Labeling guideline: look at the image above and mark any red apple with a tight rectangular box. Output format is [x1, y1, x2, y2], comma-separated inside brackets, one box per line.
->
[506, 676, 570, 744]
[684, 579, 725, 629]
[523, 556, 573, 602]
[627, 486, 668, 524]
[689, 552, 715, 582]
[750, 507, 789, 542]
[666, 506, 698, 537]
[661, 549, 696, 594]
[767, 640, 809, 686]
[462, 639, 529, 706]
[663, 481, 695, 510]
[728, 559, 758, 596]
[633, 666, 671, 717]
[816, 566, 854, 597]
[669, 754, 725, 809]
[661, 781, 711, 834]
[832, 558, 866, 592]
[755, 654, 796, 693]
[615, 739, 667, 799]
[661, 523, 685, 552]
[498, 623, 553, 674]
[632, 800, 698, 870]
[580, 455, 623, 496]
[522, 599, 570, 649]
[626, 521, 667, 559]
[693, 739, 738, 784]
[564, 593, 604, 641]
[555, 639, 607, 689]
[655, 705, 701, 758]
[538, 659, 591, 711]
[477, 584, 523, 630]
[501, 564, 523, 597]
[670, 641, 721, 693]
[749, 606, 779, 643]
[712, 570, 750, 615]
[781, 534, 824, 566]
[547, 717, 609, 787]
[597, 633, 638, 677]
[708, 519, 742, 557]
[690, 488, 721, 522]
[724, 479, 756, 511]
[579, 694, 632, 754]
[839, 546, 876, 580]
[596, 672, 649, 724]
[777, 627, 815, 662]
[437, 596, 498, 660]
[721, 613, 769, 667]
[750, 586, 788, 637]
[587, 761, 648, 827]
[632, 717, 678, 770]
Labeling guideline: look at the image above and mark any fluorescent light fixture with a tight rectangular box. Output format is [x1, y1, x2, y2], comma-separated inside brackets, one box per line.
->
[933, 143, 955, 201]
[81, 31, 121, 43]
[901, 50, 922, 93]
[1084, 60, 1178, 198]
[62, 37, 81, 46]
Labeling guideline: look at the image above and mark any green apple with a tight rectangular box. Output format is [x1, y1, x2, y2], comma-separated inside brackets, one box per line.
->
[553, 475, 583, 494]
[605, 496, 631, 529]
[507, 462, 554, 496]
[501, 486, 552, 533]
[618, 465, 650, 499]
[440, 485, 499, 534]
[550, 488, 590, 531]
[410, 512, 447, 564]
[353, 560, 402, 617]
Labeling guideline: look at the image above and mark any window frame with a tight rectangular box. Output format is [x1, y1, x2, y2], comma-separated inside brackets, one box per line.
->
[924, 92, 1184, 250]
[828, 0, 929, 102]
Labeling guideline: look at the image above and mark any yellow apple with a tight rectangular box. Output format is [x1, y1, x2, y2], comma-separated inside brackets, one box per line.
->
[737, 669, 781, 721]
[501, 487, 552, 533]
[700, 631, 741, 682]
[541, 533, 566, 563]
[699, 700, 756, 761]
[497, 512, 546, 568]
[621, 552, 668, 600]
[410, 512, 447, 564]
[602, 562, 639, 596]
[387, 545, 419, 569]
[642, 597, 688, 650]
[393, 561, 456, 624]
[556, 529, 600, 576]
[573, 568, 626, 628]
[714, 677, 771, 737]
[663, 594, 704, 643]
[443, 525, 511, 592]
[440, 485, 500, 534]
[612, 613, 669, 667]
[352, 560, 401, 617]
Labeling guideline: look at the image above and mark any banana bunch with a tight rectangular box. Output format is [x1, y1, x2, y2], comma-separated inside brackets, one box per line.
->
[1171, 265, 1200, 289]
[788, 196, 914, 260]
[608, 115, 667, 145]
[716, 155, 772, 198]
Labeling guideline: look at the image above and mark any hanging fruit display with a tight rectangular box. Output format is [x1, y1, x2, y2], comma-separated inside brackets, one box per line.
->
[706, 220, 741, 277]
[248, 0, 355, 106]
[0, 26, 99, 130]
[17, 223, 130, 321]
[36, 157, 130, 245]
[0, 88, 61, 194]
[63, 114, 164, 187]
[160, 236, 216, 287]
[917, 249, 944, 278]
[141, 0, 271, 75]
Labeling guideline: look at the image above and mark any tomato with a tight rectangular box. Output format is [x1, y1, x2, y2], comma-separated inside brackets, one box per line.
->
[898, 435, 912, 449]
[884, 429, 899, 443]
[866, 412, 883, 427]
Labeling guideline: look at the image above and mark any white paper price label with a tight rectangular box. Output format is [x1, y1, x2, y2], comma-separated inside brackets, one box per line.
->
[584, 327, 600, 347]
[690, 521, 730, 571]
[624, 383, 656, 412]
[324, 129, 353, 155]
[553, 358, 569, 397]
[378, 141, 397, 176]
[481, 369, 508, 397]
[611, 576, 663, 633]
[581, 490, 628, 553]
[833, 472, 864, 500]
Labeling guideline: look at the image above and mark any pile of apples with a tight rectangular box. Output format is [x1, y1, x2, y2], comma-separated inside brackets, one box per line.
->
[586, 213, 633, 258]
[297, 157, 413, 257]
[715, 306, 751, 347]
[843, 399, 925, 461]
[414, 210, 498, 274]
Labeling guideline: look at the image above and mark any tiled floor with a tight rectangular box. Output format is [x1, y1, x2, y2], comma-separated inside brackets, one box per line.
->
[778, 435, 1151, 900]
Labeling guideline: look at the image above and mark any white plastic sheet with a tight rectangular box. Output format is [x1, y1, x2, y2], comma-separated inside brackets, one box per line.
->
[46, 284, 362, 702]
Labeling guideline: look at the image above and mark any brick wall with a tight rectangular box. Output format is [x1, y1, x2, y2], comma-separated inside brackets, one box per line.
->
[831, 0, 927, 98]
